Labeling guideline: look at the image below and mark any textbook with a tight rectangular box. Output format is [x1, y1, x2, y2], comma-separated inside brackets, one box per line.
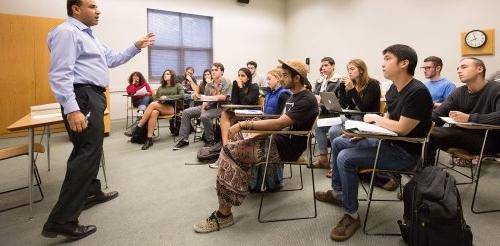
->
[344, 120, 397, 136]
[30, 103, 61, 118]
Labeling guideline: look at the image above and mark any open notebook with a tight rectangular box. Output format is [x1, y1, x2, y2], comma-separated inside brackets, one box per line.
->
[440, 117, 495, 127]
[344, 120, 397, 136]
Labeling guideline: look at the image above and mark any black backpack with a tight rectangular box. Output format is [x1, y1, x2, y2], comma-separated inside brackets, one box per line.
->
[398, 166, 473, 246]
[130, 124, 148, 144]
[169, 116, 181, 136]
[196, 142, 222, 164]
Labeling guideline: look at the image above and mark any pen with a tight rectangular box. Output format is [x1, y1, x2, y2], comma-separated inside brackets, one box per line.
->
[85, 112, 91, 121]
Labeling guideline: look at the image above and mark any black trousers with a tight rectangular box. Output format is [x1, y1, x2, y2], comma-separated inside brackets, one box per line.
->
[46, 85, 106, 224]
[425, 126, 500, 166]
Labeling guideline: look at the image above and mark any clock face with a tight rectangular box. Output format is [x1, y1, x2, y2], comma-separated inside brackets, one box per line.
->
[465, 30, 487, 48]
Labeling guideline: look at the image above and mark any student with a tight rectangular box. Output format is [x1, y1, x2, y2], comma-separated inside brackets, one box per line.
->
[192, 69, 212, 99]
[193, 59, 319, 233]
[125, 71, 153, 118]
[315, 44, 433, 241]
[136, 69, 184, 150]
[219, 68, 260, 146]
[178, 66, 198, 107]
[42, 0, 154, 240]
[173, 62, 232, 150]
[426, 57, 500, 165]
[247, 60, 266, 88]
[312, 57, 343, 169]
[421, 56, 456, 108]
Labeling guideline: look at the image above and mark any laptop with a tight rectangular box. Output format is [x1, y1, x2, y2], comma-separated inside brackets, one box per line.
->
[319, 92, 381, 115]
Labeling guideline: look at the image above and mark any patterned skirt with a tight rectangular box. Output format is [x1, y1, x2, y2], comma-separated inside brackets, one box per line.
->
[216, 133, 281, 206]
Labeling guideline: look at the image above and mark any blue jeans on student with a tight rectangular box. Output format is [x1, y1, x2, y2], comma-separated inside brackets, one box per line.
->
[330, 137, 418, 214]
[315, 124, 342, 156]
[132, 96, 152, 111]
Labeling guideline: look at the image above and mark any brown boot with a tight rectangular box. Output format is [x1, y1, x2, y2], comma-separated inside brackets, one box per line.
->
[330, 214, 360, 241]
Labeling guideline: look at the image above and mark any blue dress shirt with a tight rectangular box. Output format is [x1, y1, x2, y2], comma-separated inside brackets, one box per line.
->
[48, 17, 141, 114]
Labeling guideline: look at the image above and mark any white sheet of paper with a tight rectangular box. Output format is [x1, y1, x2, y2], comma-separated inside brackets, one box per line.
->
[344, 120, 397, 136]
[134, 87, 148, 96]
[317, 117, 342, 127]
[234, 109, 263, 115]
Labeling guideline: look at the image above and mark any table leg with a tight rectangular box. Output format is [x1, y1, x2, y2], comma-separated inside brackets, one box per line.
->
[28, 128, 34, 219]
[47, 126, 51, 171]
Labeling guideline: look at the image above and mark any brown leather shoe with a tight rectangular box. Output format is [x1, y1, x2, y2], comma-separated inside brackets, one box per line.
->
[314, 190, 342, 207]
[42, 221, 96, 240]
[330, 214, 360, 241]
[84, 191, 119, 210]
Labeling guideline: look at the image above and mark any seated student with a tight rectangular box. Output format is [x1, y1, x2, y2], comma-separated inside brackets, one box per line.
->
[263, 68, 291, 115]
[421, 56, 456, 108]
[192, 69, 212, 100]
[173, 62, 232, 150]
[193, 59, 319, 233]
[425, 57, 500, 165]
[218, 68, 260, 146]
[135, 69, 184, 150]
[315, 44, 433, 241]
[126, 71, 153, 118]
[315, 59, 381, 169]
[312, 57, 342, 169]
[178, 66, 198, 107]
[249, 68, 291, 192]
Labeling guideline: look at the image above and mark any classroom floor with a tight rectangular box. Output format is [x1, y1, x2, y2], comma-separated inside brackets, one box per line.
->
[1, 120, 499, 246]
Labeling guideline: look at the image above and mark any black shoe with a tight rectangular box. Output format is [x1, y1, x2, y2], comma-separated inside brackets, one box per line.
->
[84, 191, 119, 210]
[42, 221, 97, 240]
[141, 138, 153, 150]
[173, 139, 189, 150]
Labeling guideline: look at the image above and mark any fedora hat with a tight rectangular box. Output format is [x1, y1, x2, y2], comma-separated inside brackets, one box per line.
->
[278, 59, 309, 79]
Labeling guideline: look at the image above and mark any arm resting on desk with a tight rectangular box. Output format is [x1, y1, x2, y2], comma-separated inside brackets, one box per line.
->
[364, 114, 419, 136]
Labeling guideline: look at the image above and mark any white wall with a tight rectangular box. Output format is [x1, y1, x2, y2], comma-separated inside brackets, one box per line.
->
[0, 0, 286, 119]
[285, 0, 500, 91]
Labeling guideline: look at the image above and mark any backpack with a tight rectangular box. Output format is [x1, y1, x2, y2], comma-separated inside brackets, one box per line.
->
[130, 124, 148, 144]
[249, 164, 283, 192]
[196, 142, 222, 164]
[398, 166, 473, 246]
[169, 116, 181, 136]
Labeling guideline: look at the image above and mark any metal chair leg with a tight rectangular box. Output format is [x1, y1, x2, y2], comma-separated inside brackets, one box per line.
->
[100, 150, 108, 189]
[0, 165, 44, 213]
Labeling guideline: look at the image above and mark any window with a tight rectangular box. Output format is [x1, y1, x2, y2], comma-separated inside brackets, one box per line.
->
[147, 9, 213, 82]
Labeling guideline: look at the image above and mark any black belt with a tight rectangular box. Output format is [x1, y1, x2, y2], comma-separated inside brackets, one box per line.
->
[74, 84, 106, 93]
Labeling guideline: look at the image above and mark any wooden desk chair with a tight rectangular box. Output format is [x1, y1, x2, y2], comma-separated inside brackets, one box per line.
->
[156, 98, 184, 142]
[243, 128, 317, 223]
[355, 122, 434, 236]
[440, 124, 500, 214]
[0, 143, 45, 213]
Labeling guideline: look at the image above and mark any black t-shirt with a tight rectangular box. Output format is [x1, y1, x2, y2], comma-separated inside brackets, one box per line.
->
[385, 79, 433, 155]
[275, 90, 319, 161]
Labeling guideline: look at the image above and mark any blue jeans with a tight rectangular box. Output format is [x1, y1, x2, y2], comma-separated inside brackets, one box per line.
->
[132, 96, 152, 111]
[315, 124, 342, 156]
[331, 137, 418, 214]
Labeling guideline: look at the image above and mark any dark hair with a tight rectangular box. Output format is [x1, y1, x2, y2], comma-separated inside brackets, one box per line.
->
[461, 57, 487, 78]
[383, 44, 418, 76]
[67, 0, 81, 16]
[160, 69, 177, 87]
[213, 62, 225, 72]
[424, 56, 443, 70]
[281, 64, 312, 90]
[128, 71, 146, 85]
[246, 60, 257, 68]
[238, 67, 253, 85]
[321, 57, 335, 66]
[185, 66, 194, 72]
[202, 69, 211, 83]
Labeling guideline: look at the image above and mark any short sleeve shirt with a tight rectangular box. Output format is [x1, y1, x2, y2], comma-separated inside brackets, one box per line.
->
[385, 79, 433, 155]
[274, 90, 319, 161]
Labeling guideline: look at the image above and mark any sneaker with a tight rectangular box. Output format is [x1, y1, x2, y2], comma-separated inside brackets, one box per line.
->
[137, 110, 144, 118]
[193, 211, 234, 233]
[173, 139, 189, 150]
[330, 214, 360, 241]
[314, 190, 342, 207]
[124, 128, 133, 137]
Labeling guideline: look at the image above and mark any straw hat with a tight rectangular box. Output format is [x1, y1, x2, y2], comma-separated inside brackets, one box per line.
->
[278, 59, 309, 79]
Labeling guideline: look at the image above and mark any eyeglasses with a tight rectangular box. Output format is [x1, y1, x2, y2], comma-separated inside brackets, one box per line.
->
[420, 66, 435, 71]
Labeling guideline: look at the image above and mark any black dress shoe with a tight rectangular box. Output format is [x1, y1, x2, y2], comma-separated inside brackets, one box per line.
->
[42, 221, 97, 240]
[84, 191, 119, 210]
